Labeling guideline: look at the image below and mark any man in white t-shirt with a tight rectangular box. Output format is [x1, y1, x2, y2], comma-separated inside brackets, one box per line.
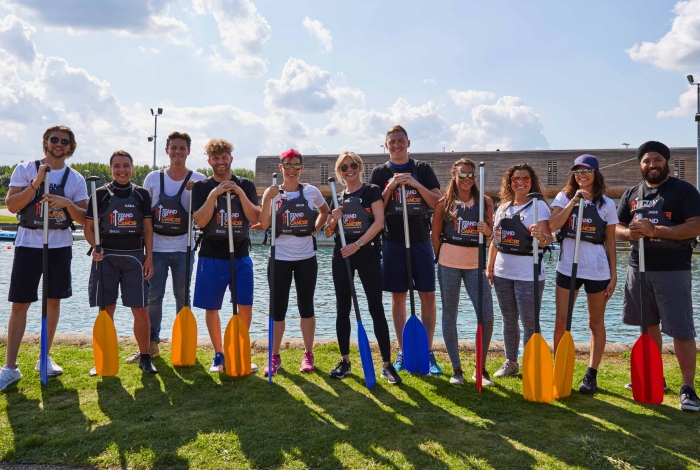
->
[125, 131, 206, 364]
[0, 125, 88, 391]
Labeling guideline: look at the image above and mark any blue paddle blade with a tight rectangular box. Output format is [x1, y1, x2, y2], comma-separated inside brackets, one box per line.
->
[267, 317, 273, 385]
[403, 315, 430, 375]
[357, 321, 376, 389]
[40, 316, 48, 386]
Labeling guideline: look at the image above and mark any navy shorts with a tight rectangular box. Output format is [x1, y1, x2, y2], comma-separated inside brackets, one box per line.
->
[88, 249, 148, 308]
[193, 256, 254, 310]
[9, 246, 73, 303]
[381, 239, 436, 293]
[555, 271, 609, 294]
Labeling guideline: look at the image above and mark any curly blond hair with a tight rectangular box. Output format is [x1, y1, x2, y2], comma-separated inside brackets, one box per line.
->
[204, 138, 233, 156]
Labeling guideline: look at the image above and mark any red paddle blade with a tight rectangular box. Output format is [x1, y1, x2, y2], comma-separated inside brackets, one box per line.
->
[630, 334, 664, 404]
[475, 324, 483, 393]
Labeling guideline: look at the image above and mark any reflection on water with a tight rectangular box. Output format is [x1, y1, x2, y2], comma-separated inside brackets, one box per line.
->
[1, 240, 698, 345]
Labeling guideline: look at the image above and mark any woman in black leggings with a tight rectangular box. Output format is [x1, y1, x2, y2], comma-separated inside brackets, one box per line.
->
[323, 151, 401, 385]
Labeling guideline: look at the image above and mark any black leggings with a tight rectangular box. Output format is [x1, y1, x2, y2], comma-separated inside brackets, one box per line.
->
[332, 255, 391, 363]
[267, 256, 317, 321]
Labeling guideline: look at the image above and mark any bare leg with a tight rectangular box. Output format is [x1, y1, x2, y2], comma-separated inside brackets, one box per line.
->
[674, 338, 697, 388]
[553, 286, 577, 351]
[205, 310, 223, 354]
[131, 307, 151, 354]
[648, 325, 663, 352]
[418, 291, 437, 350]
[238, 305, 253, 330]
[586, 291, 607, 370]
[391, 292, 407, 350]
[273, 320, 286, 355]
[300, 317, 316, 352]
[5, 303, 30, 368]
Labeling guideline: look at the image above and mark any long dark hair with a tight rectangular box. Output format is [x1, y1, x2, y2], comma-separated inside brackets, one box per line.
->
[498, 163, 547, 204]
[442, 158, 479, 221]
[563, 169, 608, 208]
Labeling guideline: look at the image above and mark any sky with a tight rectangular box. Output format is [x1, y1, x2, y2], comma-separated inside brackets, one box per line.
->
[0, 0, 699, 171]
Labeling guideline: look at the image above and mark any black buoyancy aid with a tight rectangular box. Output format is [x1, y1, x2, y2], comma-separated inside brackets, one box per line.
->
[275, 184, 317, 237]
[562, 202, 606, 244]
[632, 182, 696, 251]
[384, 162, 429, 217]
[337, 185, 374, 238]
[204, 176, 249, 240]
[18, 161, 72, 230]
[99, 184, 144, 236]
[442, 201, 480, 247]
[494, 201, 536, 256]
[152, 170, 192, 236]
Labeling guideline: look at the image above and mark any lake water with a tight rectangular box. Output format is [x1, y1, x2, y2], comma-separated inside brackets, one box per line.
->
[1, 240, 699, 345]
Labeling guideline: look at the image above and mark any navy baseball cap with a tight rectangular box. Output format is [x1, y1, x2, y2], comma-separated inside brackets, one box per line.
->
[571, 154, 599, 171]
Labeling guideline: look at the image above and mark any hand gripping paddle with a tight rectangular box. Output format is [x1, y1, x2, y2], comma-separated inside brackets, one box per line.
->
[522, 192, 553, 403]
[171, 189, 198, 366]
[267, 174, 278, 385]
[553, 194, 584, 399]
[88, 176, 119, 377]
[475, 162, 486, 392]
[224, 190, 251, 377]
[629, 207, 664, 404]
[39, 167, 51, 386]
[329, 177, 376, 389]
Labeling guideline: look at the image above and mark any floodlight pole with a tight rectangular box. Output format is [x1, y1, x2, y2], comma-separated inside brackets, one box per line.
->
[696, 84, 700, 190]
[149, 108, 163, 171]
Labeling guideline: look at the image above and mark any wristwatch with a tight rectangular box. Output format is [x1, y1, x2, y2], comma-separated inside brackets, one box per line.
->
[356, 240, 363, 248]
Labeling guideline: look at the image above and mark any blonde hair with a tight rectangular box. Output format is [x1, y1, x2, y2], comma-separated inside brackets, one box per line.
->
[334, 151, 364, 187]
[385, 125, 408, 140]
[204, 138, 233, 156]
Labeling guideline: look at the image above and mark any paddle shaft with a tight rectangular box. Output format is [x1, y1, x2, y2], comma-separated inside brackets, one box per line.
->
[477, 163, 485, 325]
[268, 174, 277, 385]
[41, 169, 50, 320]
[400, 185, 416, 317]
[565, 197, 586, 331]
[636, 212, 648, 334]
[226, 192, 239, 311]
[531, 196, 541, 334]
[185, 188, 192, 308]
[89, 179, 106, 311]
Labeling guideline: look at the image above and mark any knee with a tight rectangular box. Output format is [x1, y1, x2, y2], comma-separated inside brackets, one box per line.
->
[132, 308, 149, 321]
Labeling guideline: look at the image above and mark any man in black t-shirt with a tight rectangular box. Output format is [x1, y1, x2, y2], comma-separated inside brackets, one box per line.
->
[369, 125, 442, 375]
[616, 141, 700, 411]
[85, 150, 157, 375]
[192, 139, 261, 374]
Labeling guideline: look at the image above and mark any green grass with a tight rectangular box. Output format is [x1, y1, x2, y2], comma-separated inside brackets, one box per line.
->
[0, 215, 17, 224]
[1, 344, 698, 469]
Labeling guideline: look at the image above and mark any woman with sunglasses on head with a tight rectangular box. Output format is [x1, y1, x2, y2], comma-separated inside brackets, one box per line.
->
[323, 152, 402, 385]
[432, 158, 495, 386]
[486, 163, 552, 380]
[548, 155, 617, 394]
[259, 149, 330, 376]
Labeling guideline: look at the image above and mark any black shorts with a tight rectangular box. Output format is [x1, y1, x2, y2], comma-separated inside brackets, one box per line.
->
[555, 271, 609, 294]
[9, 246, 73, 303]
[88, 249, 149, 308]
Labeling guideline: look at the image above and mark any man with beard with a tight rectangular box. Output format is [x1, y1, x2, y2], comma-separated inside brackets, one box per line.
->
[616, 141, 700, 411]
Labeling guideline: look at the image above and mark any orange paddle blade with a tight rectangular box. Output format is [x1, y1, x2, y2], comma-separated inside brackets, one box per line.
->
[171, 306, 198, 366]
[631, 334, 664, 404]
[224, 316, 251, 377]
[92, 309, 119, 377]
[522, 333, 553, 403]
[552, 332, 575, 399]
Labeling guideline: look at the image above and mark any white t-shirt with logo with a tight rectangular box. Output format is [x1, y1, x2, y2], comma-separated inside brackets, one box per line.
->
[143, 169, 206, 253]
[262, 184, 326, 261]
[552, 192, 619, 281]
[493, 199, 551, 282]
[10, 161, 88, 249]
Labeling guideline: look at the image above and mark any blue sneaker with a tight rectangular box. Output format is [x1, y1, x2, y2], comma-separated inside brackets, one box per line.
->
[209, 352, 224, 373]
[393, 350, 405, 372]
[429, 351, 442, 376]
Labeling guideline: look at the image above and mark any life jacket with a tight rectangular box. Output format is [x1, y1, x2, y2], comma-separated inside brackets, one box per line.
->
[631, 182, 696, 252]
[494, 201, 537, 256]
[151, 170, 192, 236]
[17, 161, 73, 230]
[441, 200, 480, 247]
[275, 184, 317, 237]
[561, 201, 606, 244]
[336, 184, 374, 238]
[203, 176, 250, 240]
[98, 183, 144, 236]
[384, 161, 429, 217]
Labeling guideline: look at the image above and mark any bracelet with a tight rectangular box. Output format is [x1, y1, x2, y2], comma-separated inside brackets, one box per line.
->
[144, 257, 152, 262]
[487, 268, 494, 272]
[30, 182, 36, 191]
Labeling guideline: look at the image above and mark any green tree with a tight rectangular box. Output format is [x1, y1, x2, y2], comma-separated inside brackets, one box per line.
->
[196, 167, 254, 181]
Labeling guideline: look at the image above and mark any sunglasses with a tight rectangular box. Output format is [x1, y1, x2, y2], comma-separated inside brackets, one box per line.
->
[281, 162, 303, 170]
[340, 163, 359, 172]
[457, 171, 475, 180]
[572, 169, 594, 176]
[49, 137, 70, 146]
[511, 176, 531, 184]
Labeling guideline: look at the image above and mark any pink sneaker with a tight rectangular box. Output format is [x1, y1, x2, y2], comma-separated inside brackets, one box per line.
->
[300, 351, 314, 373]
[264, 354, 282, 377]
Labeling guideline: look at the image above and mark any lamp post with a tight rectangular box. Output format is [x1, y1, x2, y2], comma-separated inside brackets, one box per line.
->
[148, 108, 163, 171]
[687, 75, 700, 189]
[622, 143, 630, 149]
[380, 144, 385, 154]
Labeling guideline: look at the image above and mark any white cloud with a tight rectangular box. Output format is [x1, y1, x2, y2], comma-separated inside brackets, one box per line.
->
[0, 15, 37, 67]
[657, 84, 697, 117]
[423, 78, 436, 84]
[193, 0, 271, 77]
[264, 57, 337, 113]
[297, 141, 325, 155]
[302, 16, 332, 53]
[447, 89, 497, 109]
[138, 46, 161, 54]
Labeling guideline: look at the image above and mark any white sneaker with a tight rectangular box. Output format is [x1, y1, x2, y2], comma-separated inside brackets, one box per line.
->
[89, 367, 97, 377]
[0, 365, 23, 391]
[34, 356, 63, 377]
[251, 362, 259, 373]
[472, 369, 495, 387]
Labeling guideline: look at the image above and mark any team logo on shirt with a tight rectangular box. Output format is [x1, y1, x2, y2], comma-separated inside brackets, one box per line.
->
[32, 202, 66, 222]
[213, 209, 243, 228]
[391, 188, 422, 205]
[453, 218, 478, 235]
[496, 229, 519, 246]
[342, 213, 361, 228]
[568, 213, 596, 233]
[155, 206, 182, 224]
[281, 211, 309, 227]
[109, 210, 137, 227]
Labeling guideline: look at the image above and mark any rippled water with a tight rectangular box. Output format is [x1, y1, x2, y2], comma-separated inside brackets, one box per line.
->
[1, 240, 698, 345]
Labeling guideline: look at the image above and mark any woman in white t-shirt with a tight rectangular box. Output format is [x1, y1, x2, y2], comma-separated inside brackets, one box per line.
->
[486, 163, 552, 380]
[548, 154, 618, 395]
[259, 149, 329, 376]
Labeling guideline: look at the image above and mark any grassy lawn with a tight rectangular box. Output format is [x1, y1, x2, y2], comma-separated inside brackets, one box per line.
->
[0, 215, 17, 224]
[0, 343, 698, 469]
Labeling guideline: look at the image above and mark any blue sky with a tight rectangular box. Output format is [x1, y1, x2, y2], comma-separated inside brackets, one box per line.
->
[0, 0, 698, 170]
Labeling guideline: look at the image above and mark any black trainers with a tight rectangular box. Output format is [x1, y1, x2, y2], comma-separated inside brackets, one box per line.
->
[329, 360, 351, 378]
[680, 386, 700, 412]
[381, 364, 403, 385]
[139, 354, 158, 374]
[579, 370, 598, 395]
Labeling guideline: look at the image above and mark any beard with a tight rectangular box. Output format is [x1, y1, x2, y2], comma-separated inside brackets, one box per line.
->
[642, 162, 670, 184]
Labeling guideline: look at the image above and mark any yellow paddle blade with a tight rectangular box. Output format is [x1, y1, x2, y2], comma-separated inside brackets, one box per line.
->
[171, 306, 198, 367]
[553, 332, 575, 399]
[522, 333, 553, 403]
[224, 316, 251, 377]
[92, 309, 119, 377]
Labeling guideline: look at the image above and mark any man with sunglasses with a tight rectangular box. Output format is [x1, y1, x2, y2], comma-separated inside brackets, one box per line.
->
[1, 125, 88, 391]
[369, 125, 443, 374]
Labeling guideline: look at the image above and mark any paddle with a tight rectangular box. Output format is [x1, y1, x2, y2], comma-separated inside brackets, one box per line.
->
[328, 177, 376, 389]
[475, 162, 485, 392]
[88, 176, 119, 377]
[268, 173, 277, 385]
[171, 189, 197, 366]
[553, 194, 585, 399]
[629, 207, 664, 404]
[400, 185, 430, 375]
[522, 192, 553, 403]
[224, 190, 251, 377]
[39, 167, 51, 386]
